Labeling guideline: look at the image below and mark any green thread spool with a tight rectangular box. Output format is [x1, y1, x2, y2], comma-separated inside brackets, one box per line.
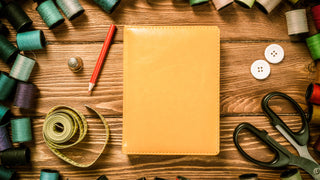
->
[11, 118, 32, 143]
[93, 0, 121, 13]
[189, 0, 209, 6]
[10, 54, 36, 82]
[0, 166, 15, 180]
[0, 104, 10, 126]
[3, 1, 33, 32]
[40, 169, 59, 180]
[235, 0, 255, 8]
[0, 35, 19, 64]
[36, 0, 65, 29]
[17, 30, 47, 51]
[280, 169, 302, 180]
[306, 33, 320, 61]
[0, 72, 17, 101]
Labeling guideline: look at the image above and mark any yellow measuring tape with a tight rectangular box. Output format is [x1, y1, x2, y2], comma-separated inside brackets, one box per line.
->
[43, 105, 109, 168]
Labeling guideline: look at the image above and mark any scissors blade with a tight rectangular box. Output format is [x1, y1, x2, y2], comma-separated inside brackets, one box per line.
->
[276, 125, 318, 164]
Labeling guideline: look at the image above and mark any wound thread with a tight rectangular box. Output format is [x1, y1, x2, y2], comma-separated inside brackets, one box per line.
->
[56, 0, 85, 20]
[36, 0, 65, 29]
[17, 30, 47, 51]
[40, 169, 59, 180]
[235, 0, 255, 8]
[11, 118, 33, 143]
[312, 5, 320, 32]
[306, 33, 320, 61]
[0, 126, 12, 152]
[256, 0, 281, 14]
[10, 54, 36, 82]
[3, 1, 33, 32]
[14, 82, 38, 109]
[0, 147, 30, 166]
[285, 9, 309, 41]
[0, 72, 17, 101]
[93, 0, 121, 13]
[0, 35, 19, 64]
[212, 0, 233, 10]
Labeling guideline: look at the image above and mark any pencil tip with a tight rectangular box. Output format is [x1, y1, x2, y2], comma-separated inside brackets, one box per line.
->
[88, 90, 92, 95]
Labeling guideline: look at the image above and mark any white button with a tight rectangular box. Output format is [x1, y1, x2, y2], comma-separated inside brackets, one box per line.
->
[264, 44, 284, 64]
[251, 60, 270, 80]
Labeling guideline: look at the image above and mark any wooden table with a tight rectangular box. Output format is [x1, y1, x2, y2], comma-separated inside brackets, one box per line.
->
[1, 0, 319, 179]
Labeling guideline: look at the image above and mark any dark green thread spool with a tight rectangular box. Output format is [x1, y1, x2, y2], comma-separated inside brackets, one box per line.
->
[11, 118, 32, 143]
[0, 72, 17, 101]
[280, 169, 302, 180]
[0, 166, 15, 180]
[17, 30, 47, 51]
[0, 147, 30, 166]
[0, 35, 19, 64]
[0, 104, 10, 126]
[3, 1, 33, 32]
[93, 0, 121, 13]
[10, 54, 36, 82]
[306, 33, 320, 61]
[189, 0, 209, 6]
[36, 0, 65, 29]
[40, 169, 59, 180]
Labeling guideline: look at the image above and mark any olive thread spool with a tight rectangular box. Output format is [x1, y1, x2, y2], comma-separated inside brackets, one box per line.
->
[235, 0, 255, 8]
[3, 1, 33, 32]
[14, 82, 38, 109]
[10, 54, 36, 82]
[306, 33, 320, 61]
[93, 0, 121, 13]
[17, 30, 47, 51]
[312, 5, 320, 32]
[0, 126, 12, 152]
[239, 174, 258, 180]
[256, 0, 281, 14]
[0, 35, 19, 64]
[0, 104, 10, 126]
[280, 169, 302, 180]
[212, 0, 233, 10]
[285, 9, 309, 42]
[0, 166, 15, 180]
[56, 0, 85, 21]
[0, 72, 17, 101]
[40, 169, 59, 180]
[0, 147, 30, 166]
[36, 0, 65, 29]
[11, 117, 32, 143]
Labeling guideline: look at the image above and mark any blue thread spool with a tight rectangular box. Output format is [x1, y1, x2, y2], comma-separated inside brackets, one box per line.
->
[0, 35, 19, 64]
[40, 169, 59, 180]
[93, 0, 121, 13]
[11, 118, 33, 143]
[56, 0, 85, 20]
[17, 30, 47, 51]
[36, 0, 65, 29]
[3, 1, 33, 32]
[0, 72, 17, 101]
[10, 54, 36, 82]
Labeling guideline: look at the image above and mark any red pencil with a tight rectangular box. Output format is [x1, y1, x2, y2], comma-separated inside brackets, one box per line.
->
[88, 24, 116, 94]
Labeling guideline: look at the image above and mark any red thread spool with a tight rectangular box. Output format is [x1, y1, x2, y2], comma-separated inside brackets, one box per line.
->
[312, 5, 320, 31]
[306, 83, 320, 105]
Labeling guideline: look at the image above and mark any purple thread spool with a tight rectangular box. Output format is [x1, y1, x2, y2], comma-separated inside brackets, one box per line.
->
[14, 82, 38, 109]
[0, 126, 12, 151]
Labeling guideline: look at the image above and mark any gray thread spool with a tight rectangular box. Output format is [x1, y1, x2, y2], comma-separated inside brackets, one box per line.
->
[56, 0, 85, 21]
[285, 9, 309, 41]
[212, 0, 233, 10]
[256, 0, 281, 14]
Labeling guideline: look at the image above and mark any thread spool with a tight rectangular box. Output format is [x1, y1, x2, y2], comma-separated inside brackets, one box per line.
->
[11, 118, 33, 143]
[0, 104, 10, 126]
[0, 147, 30, 166]
[307, 104, 320, 124]
[0, 21, 9, 36]
[0, 72, 17, 101]
[68, 57, 83, 72]
[306, 83, 320, 104]
[212, 0, 233, 10]
[307, 33, 320, 61]
[0, 166, 15, 180]
[235, 0, 255, 8]
[14, 82, 38, 109]
[97, 175, 109, 180]
[3, 1, 33, 32]
[17, 30, 47, 51]
[312, 5, 320, 32]
[56, 0, 85, 21]
[239, 174, 258, 180]
[0, 35, 19, 64]
[256, 0, 281, 14]
[287, 0, 300, 6]
[285, 9, 309, 42]
[0, 126, 12, 152]
[10, 54, 36, 82]
[40, 169, 59, 180]
[93, 0, 121, 13]
[36, 0, 65, 29]
[280, 169, 302, 180]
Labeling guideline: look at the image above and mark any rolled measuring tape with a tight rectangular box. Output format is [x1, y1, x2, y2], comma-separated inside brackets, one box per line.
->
[36, 0, 65, 29]
[11, 118, 33, 143]
[40, 169, 59, 180]
[307, 33, 320, 61]
[0, 72, 17, 101]
[212, 0, 233, 10]
[3, 1, 33, 32]
[256, 0, 281, 14]
[234, 0, 255, 8]
[285, 9, 309, 42]
[56, 0, 85, 21]
[10, 54, 36, 82]
[14, 82, 38, 109]
[17, 30, 47, 51]
[239, 173, 258, 180]
[0, 147, 30, 166]
[280, 169, 302, 180]
[0, 35, 19, 64]
[93, 0, 121, 13]
[306, 83, 320, 104]
[43, 105, 109, 167]
[0, 166, 15, 180]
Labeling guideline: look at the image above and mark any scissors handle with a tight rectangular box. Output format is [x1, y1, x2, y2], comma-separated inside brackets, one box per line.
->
[233, 123, 292, 168]
[262, 92, 309, 146]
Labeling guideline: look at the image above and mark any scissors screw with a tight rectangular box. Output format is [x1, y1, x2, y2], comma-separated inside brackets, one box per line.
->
[314, 168, 320, 175]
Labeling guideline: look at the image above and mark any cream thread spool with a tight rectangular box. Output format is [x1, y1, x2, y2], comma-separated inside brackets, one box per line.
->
[256, 0, 281, 14]
[68, 57, 83, 72]
[212, 0, 233, 10]
[285, 9, 309, 41]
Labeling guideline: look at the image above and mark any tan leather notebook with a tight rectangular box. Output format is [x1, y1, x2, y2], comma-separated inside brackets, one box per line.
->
[123, 26, 220, 155]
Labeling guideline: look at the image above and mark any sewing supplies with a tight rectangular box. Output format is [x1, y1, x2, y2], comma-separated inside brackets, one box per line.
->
[285, 9, 309, 41]
[0, 35, 19, 64]
[97, 175, 109, 180]
[265, 44, 284, 64]
[17, 30, 47, 51]
[308, 104, 320, 124]
[14, 82, 38, 109]
[0, 104, 10, 125]
[212, 0, 233, 10]
[0, 21, 9, 36]
[2, 1, 33, 32]
[233, 92, 320, 179]
[287, 0, 300, 6]
[176, 176, 190, 180]
[255, 0, 281, 14]
[312, 5, 320, 32]
[56, 0, 85, 21]
[0, 126, 12, 151]
[43, 105, 109, 167]
[40, 169, 59, 180]
[11, 118, 33, 143]
[93, 0, 121, 13]
[234, 0, 255, 9]
[154, 178, 168, 180]
[68, 57, 83, 72]
[0, 166, 15, 180]
[306, 83, 320, 104]
[307, 33, 320, 61]
[280, 169, 302, 180]
[250, 60, 270, 80]
[0, 147, 30, 166]
[0, 72, 16, 101]
[36, 0, 65, 29]
[239, 174, 258, 180]
[189, 0, 208, 6]
[10, 54, 36, 82]
[88, 24, 116, 93]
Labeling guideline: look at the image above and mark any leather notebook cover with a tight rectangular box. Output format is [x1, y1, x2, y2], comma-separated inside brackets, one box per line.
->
[123, 26, 220, 155]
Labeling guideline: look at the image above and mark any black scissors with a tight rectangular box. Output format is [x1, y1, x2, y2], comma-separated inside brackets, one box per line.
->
[233, 92, 320, 179]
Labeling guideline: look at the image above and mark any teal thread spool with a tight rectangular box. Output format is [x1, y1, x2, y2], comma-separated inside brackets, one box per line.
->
[93, 0, 121, 13]
[40, 169, 59, 180]
[17, 30, 47, 51]
[0, 166, 15, 180]
[56, 0, 85, 20]
[0, 72, 17, 101]
[189, 0, 209, 6]
[235, 0, 255, 8]
[36, 0, 65, 29]
[306, 33, 320, 61]
[10, 54, 36, 82]
[0, 35, 19, 64]
[0, 104, 10, 126]
[11, 118, 32, 143]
